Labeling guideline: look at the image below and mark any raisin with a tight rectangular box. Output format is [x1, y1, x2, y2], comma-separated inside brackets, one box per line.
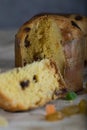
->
[33, 75, 38, 82]
[24, 27, 31, 32]
[75, 15, 83, 21]
[24, 35, 31, 47]
[33, 53, 42, 61]
[20, 80, 29, 90]
[23, 61, 27, 66]
[71, 21, 81, 30]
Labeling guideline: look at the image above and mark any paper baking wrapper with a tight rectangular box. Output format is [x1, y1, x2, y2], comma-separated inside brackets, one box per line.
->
[64, 38, 84, 92]
[84, 36, 87, 63]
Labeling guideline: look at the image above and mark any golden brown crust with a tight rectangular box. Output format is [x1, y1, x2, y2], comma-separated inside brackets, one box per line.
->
[15, 35, 23, 67]
[68, 14, 87, 35]
[18, 13, 83, 41]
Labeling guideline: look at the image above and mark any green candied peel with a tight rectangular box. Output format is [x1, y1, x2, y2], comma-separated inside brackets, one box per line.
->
[66, 91, 77, 100]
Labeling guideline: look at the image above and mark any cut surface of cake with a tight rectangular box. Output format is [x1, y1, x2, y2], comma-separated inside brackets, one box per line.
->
[0, 59, 65, 112]
[15, 16, 65, 75]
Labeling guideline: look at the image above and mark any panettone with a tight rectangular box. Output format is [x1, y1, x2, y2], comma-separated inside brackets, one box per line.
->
[0, 59, 65, 112]
[15, 14, 84, 92]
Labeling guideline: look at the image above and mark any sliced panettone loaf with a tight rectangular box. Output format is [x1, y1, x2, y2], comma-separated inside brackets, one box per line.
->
[0, 59, 65, 112]
[15, 14, 84, 92]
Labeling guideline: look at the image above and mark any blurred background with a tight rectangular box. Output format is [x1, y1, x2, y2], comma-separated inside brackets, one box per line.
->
[0, 0, 87, 29]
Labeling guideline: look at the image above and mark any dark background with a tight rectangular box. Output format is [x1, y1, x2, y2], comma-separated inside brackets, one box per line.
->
[0, 0, 87, 29]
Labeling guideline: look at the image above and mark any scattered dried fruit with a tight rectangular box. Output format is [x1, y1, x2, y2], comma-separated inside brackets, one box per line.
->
[78, 99, 87, 114]
[45, 99, 87, 122]
[62, 105, 79, 116]
[45, 111, 64, 121]
[46, 104, 56, 115]
[66, 91, 77, 100]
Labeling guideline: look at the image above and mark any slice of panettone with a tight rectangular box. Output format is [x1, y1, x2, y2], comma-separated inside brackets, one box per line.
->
[0, 59, 66, 112]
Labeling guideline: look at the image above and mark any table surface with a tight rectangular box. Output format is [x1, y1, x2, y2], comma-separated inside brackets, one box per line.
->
[0, 30, 87, 130]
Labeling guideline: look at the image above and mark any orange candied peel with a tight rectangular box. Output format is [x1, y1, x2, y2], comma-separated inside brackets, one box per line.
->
[45, 104, 56, 115]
